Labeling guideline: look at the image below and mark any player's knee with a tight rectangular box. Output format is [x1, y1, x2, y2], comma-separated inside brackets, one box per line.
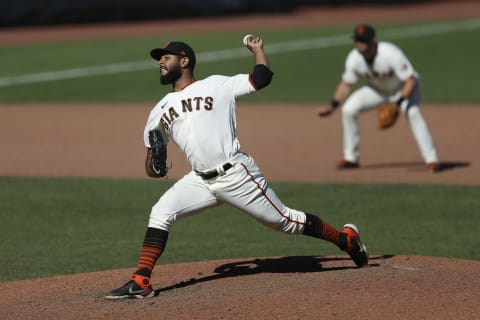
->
[405, 105, 422, 120]
[261, 216, 303, 235]
[406, 105, 419, 115]
[341, 106, 358, 120]
[148, 208, 175, 231]
[278, 210, 307, 235]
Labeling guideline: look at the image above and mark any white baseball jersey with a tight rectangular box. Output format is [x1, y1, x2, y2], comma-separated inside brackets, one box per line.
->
[144, 74, 255, 172]
[144, 73, 307, 234]
[342, 41, 418, 96]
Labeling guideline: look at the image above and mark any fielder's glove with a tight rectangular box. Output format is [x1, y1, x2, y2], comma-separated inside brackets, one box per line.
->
[148, 129, 168, 177]
[376, 103, 400, 130]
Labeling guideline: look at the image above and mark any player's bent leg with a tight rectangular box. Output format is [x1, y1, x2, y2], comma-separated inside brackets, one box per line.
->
[341, 105, 360, 163]
[340, 86, 385, 164]
[216, 156, 367, 267]
[406, 106, 440, 165]
[218, 158, 306, 235]
[105, 227, 168, 299]
[149, 171, 220, 230]
[238, 188, 307, 235]
[106, 172, 219, 299]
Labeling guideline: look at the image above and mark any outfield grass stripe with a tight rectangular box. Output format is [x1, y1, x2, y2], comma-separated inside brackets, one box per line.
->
[0, 19, 478, 88]
[0, 61, 153, 87]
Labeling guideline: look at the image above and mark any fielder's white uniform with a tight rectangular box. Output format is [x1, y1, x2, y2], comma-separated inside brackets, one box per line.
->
[341, 41, 439, 164]
[143, 74, 306, 234]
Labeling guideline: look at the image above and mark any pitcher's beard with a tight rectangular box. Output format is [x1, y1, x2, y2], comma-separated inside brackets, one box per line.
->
[160, 65, 182, 85]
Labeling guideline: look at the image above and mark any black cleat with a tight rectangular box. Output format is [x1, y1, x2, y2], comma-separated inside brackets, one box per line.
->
[342, 223, 369, 267]
[105, 274, 154, 299]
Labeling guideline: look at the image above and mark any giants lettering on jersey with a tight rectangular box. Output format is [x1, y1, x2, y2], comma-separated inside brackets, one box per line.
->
[364, 70, 394, 79]
[160, 96, 214, 131]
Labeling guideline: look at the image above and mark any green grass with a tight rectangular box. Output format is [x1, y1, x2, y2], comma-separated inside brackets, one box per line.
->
[1, 20, 479, 103]
[1, 176, 479, 283]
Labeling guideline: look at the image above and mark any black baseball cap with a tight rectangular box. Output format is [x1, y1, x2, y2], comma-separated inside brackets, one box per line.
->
[353, 24, 376, 42]
[150, 41, 196, 70]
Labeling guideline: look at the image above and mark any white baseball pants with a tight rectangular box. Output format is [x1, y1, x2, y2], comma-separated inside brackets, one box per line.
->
[341, 83, 439, 164]
[147, 152, 307, 234]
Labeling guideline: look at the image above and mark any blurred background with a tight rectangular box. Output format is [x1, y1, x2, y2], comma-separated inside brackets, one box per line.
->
[1, 0, 437, 27]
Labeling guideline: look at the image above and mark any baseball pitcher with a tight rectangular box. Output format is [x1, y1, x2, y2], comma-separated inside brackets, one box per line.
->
[106, 37, 368, 299]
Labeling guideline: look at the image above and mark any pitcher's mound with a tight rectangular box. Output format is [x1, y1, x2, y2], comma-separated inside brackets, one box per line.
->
[1, 255, 478, 319]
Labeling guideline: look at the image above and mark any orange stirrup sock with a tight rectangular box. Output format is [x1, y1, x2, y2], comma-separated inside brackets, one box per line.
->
[132, 273, 152, 289]
[134, 227, 169, 277]
[303, 213, 341, 246]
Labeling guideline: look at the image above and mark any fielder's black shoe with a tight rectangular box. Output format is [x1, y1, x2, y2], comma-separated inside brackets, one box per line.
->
[105, 274, 154, 299]
[337, 159, 360, 170]
[428, 162, 442, 173]
[342, 223, 369, 268]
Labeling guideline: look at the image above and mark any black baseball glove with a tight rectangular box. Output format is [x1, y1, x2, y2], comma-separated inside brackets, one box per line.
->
[148, 129, 168, 177]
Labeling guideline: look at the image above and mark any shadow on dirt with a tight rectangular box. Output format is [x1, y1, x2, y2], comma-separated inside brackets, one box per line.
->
[361, 161, 470, 172]
[154, 255, 392, 296]
[436, 161, 471, 172]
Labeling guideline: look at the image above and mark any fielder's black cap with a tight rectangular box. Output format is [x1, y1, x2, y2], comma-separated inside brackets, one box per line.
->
[353, 24, 376, 43]
[150, 41, 196, 70]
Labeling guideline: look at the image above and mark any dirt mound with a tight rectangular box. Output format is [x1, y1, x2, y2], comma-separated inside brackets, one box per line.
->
[1, 255, 478, 319]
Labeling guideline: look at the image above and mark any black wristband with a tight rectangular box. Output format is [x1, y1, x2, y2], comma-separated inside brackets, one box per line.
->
[331, 99, 340, 109]
[396, 97, 405, 107]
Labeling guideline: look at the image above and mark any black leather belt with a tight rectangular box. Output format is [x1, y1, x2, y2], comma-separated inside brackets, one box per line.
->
[196, 163, 233, 180]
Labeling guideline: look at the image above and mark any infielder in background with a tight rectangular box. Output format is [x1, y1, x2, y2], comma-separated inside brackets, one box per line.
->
[106, 36, 368, 299]
[318, 24, 441, 173]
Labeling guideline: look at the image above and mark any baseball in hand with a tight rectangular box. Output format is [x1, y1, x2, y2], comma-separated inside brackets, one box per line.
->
[243, 34, 255, 46]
